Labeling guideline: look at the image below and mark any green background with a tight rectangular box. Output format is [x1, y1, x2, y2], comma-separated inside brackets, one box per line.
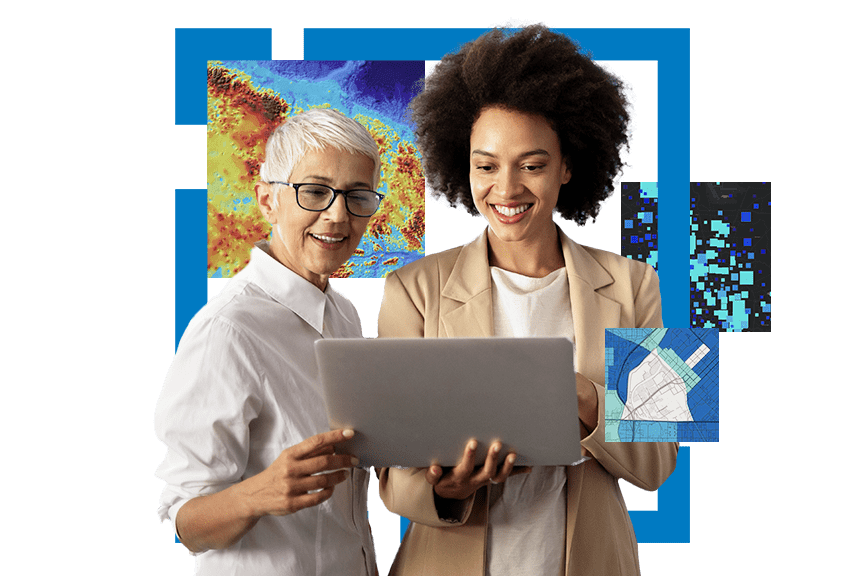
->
[2, 0, 862, 575]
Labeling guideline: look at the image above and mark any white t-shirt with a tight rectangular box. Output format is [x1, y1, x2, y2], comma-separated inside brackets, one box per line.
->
[487, 266, 574, 576]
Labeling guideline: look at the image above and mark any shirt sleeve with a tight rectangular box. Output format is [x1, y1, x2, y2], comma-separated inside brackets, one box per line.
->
[154, 315, 265, 535]
[580, 263, 678, 491]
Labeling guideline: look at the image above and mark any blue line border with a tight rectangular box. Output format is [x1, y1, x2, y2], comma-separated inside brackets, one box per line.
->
[175, 28, 272, 125]
[174, 189, 207, 350]
[171, 26, 692, 545]
[173, 28, 272, 346]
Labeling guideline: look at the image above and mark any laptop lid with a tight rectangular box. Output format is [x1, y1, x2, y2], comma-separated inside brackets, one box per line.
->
[315, 337, 582, 468]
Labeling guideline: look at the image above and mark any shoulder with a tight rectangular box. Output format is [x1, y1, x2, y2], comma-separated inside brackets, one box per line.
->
[580, 244, 654, 282]
[378, 243, 471, 336]
[178, 276, 277, 353]
[561, 230, 655, 288]
[563, 237, 661, 325]
[161, 287, 269, 417]
[393, 244, 464, 278]
[388, 230, 488, 287]
[385, 244, 464, 292]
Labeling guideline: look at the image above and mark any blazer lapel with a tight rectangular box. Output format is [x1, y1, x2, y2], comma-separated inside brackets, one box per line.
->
[560, 230, 621, 382]
[437, 227, 622, 366]
[440, 231, 495, 338]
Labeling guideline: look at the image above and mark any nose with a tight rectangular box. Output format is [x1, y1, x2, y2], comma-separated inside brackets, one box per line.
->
[495, 167, 522, 199]
[322, 192, 350, 222]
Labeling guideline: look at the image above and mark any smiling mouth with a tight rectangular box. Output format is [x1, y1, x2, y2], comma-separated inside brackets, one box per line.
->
[310, 233, 346, 244]
[493, 204, 532, 217]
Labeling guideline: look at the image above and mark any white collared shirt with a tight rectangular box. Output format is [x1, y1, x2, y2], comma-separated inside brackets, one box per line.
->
[155, 242, 375, 575]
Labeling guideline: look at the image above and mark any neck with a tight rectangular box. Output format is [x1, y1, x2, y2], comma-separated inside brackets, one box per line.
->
[266, 238, 329, 292]
[486, 224, 565, 278]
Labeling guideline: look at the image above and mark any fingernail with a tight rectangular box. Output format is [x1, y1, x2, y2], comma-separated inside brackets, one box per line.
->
[468, 440, 477, 451]
[507, 455, 516, 464]
[351, 457, 360, 466]
[342, 429, 355, 438]
[492, 443, 501, 453]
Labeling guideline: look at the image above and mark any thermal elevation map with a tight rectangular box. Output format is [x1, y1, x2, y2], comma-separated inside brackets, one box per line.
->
[605, 328, 719, 442]
[621, 182, 658, 271]
[690, 182, 771, 331]
[206, 60, 425, 278]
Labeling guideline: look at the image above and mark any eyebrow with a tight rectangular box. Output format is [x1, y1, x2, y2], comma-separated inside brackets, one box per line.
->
[303, 175, 374, 189]
[471, 149, 551, 159]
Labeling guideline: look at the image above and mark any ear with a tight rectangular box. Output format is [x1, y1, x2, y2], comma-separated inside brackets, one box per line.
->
[255, 181, 278, 224]
[561, 158, 572, 186]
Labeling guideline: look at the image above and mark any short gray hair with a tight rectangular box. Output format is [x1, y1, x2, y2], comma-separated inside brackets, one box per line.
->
[259, 108, 381, 190]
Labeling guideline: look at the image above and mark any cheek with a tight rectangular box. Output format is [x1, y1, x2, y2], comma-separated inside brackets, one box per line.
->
[544, 185, 562, 208]
[281, 212, 316, 245]
[469, 176, 486, 201]
[277, 224, 297, 246]
[295, 210, 321, 232]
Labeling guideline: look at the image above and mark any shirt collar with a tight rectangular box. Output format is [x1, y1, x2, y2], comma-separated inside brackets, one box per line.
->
[242, 241, 330, 334]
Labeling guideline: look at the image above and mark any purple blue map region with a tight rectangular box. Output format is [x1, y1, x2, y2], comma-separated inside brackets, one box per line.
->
[228, 60, 425, 121]
[690, 182, 771, 332]
[621, 182, 659, 272]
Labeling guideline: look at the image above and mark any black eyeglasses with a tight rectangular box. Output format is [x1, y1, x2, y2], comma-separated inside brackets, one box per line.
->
[268, 182, 384, 217]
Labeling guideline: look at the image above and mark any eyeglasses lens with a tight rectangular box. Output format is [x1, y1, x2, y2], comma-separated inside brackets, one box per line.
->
[297, 184, 380, 217]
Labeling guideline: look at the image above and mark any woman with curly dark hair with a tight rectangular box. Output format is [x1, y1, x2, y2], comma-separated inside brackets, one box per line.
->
[377, 25, 677, 575]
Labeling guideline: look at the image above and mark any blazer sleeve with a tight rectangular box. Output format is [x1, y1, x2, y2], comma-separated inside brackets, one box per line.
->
[580, 264, 679, 491]
[376, 269, 477, 526]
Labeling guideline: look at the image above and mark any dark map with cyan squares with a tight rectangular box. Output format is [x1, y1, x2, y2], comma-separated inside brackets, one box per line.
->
[690, 182, 771, 332]
[621, 182, 659, 271]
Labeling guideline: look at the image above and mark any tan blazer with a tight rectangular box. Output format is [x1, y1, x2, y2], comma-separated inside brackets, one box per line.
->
[377, 228, 678, 576]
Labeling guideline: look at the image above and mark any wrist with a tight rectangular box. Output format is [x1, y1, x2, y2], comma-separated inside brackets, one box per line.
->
[230, 475, 269, 521]
[576, 373, 599, 432]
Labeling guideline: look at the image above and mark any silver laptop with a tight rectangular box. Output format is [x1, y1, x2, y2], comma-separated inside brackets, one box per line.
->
[314, 337, 582, 468]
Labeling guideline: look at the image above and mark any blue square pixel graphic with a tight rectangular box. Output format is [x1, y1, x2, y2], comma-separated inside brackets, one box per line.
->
[690, 182, 771, 332]
[621, 182, 659, 271]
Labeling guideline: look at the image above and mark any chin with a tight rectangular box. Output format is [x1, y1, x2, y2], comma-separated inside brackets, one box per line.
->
[316, 262, 344, 277]
[488, 221, 528, 240]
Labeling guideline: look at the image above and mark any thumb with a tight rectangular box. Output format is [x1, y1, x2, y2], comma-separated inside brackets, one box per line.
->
[425, 466, 442, 485]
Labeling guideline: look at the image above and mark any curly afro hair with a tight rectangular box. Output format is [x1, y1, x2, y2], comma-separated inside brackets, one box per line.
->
[411, 25, 630, 225]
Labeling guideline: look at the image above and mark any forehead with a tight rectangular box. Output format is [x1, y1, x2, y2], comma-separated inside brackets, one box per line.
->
[470, 107, 561, 155]
[289, 146, 376, 186]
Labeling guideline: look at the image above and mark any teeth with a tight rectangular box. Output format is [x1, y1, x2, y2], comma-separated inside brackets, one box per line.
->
[494, 204, 530, 217]
[311, 233, 345, 244]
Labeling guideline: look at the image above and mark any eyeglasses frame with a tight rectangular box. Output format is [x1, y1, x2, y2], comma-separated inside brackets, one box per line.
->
[266, 181, 385, 217]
